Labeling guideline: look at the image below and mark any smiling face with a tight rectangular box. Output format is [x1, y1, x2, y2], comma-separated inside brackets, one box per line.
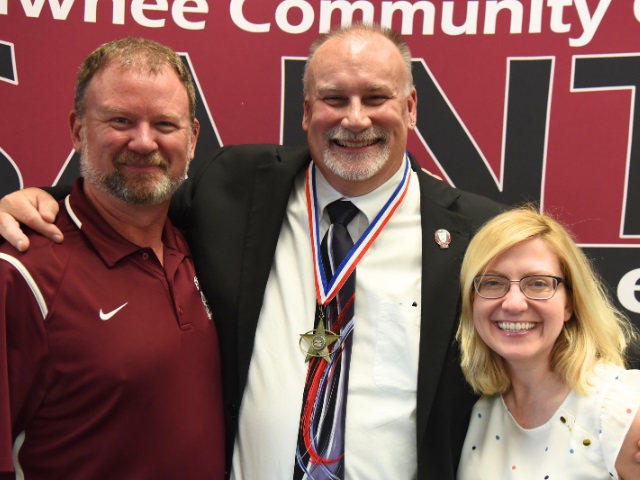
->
[472, 237, 573, 368]
[70, 62, 199, 206]
[302, 32, 417, 197]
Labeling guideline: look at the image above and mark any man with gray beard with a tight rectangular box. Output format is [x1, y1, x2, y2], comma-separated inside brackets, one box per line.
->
[0, 37, 225, 479]
[79, 134, 190, 206]
[171, 23, 505, 479]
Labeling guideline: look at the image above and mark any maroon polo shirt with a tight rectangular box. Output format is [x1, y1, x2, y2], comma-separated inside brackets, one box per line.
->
[0, 179, 224, 479]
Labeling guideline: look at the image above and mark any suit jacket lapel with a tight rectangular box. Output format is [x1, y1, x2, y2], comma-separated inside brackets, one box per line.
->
[235, 146, 311, 395]
[414, 164, 474, 446]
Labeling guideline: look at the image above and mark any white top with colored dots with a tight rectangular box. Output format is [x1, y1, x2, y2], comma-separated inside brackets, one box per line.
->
[457, 363, 640, 480]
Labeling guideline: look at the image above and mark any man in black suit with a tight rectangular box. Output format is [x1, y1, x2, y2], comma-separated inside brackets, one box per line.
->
[0, 25, 503, 479]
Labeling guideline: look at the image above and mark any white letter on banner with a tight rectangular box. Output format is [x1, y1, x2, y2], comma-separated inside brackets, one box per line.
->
[46, 0, 75, 19]
[380, 1, 436, 35]
[20, 0, 47, 17]
[319, 0, 374, 33]
[441, 0, 478, 35]
[172, 0, 207, 30]
[570, 0, 611, 47]
[276, 0, 314, 34]
[484, 0, 523, 35]
[230, 0, 269, 32]
[618, 268, 640, 314]
[548, 0, 571, 33]
[112, 0, 125, 24]
[635, 0, 640, 22]
[529, 0, 543, 33]
[131, 0, 168, 27]
[85, 0, 97, 22]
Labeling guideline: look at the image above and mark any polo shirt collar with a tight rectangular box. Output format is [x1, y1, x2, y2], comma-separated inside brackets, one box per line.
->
[64, 178, 188, 267]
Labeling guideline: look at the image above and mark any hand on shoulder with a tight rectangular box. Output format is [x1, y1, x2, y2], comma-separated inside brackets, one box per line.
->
[0, 187, 62, 251]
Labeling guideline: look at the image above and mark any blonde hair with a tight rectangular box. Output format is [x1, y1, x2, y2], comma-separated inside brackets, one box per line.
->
[456, 206, 637, 395]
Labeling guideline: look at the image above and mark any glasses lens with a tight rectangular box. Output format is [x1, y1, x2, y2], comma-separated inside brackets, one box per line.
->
[474, 275, 508, 298]
[521, 276, 557, 299]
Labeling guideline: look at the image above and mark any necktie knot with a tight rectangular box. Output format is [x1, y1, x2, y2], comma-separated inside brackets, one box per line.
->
[326, 200, 359, 227]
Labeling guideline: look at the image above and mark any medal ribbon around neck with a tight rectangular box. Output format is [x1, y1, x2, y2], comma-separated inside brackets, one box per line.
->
[306, 155, 412, 306]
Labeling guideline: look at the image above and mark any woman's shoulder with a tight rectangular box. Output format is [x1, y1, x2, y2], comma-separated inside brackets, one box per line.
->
[571, 363, 640, 418]
[576, 362, 640, 476]
[589, 362, 640, 394]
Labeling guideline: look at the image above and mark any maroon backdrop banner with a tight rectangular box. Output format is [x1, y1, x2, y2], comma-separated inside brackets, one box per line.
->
[1, 0, 639, 333]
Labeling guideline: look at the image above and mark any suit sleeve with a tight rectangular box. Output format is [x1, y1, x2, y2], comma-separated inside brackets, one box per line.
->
[169, 146, 235, 229]
[0, 254, 50, 472]
[42, 185, 72, 200]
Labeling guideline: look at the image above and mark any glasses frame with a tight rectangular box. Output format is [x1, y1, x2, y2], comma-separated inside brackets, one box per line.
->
[473, 274, 565, 300]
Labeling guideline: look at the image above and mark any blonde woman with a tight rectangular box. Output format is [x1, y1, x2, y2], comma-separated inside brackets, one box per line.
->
[456, 207, 640, 479]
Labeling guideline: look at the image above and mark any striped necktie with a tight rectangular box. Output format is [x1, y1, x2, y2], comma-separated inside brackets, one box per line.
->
[294, 199, 359, 480]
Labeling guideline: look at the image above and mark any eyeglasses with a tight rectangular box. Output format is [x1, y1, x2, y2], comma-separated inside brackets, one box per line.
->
[473, 274, 565, 300]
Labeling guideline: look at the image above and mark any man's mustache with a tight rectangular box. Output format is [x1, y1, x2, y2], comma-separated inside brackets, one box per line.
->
[114, 152, 170, 170]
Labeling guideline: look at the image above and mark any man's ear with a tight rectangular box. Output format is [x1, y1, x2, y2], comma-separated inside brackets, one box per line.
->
[407, 87, 417, 130]
[302, 98, 311, 132]
[189, 119, 200, 160]
[69, 110, 83, 153]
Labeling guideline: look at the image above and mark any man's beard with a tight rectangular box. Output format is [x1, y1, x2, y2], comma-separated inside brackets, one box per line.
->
[80, 138, 190, 206]
[322, 125, 391, 182]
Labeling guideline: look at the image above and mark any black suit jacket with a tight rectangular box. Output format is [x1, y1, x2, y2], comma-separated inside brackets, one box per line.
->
[170, 144, 505, 479]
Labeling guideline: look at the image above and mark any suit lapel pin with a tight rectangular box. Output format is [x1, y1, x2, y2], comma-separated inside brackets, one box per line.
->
[434, 229, 451, 249]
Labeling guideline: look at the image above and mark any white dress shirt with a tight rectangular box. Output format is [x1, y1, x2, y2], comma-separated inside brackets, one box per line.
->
[231, 160, 422, 479]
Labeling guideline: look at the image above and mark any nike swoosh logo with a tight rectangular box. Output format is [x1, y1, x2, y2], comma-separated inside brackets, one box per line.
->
[99, 303, 128, 321]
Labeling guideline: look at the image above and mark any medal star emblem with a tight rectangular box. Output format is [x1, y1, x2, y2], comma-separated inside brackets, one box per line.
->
[299, 318, 341, 363]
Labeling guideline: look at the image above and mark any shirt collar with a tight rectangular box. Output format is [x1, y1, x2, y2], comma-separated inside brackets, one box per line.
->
[313, 156, 408, 228]
[64, 178, 189, 267]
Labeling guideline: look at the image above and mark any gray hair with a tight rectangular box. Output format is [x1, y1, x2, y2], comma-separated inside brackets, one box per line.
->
[302, 22, 414, 96]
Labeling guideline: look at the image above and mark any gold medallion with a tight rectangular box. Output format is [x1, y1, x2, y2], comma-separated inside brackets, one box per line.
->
[299, 315, 341, 363]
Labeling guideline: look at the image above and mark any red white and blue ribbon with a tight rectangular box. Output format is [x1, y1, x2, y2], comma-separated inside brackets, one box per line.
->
[305, 155, 412, 306]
